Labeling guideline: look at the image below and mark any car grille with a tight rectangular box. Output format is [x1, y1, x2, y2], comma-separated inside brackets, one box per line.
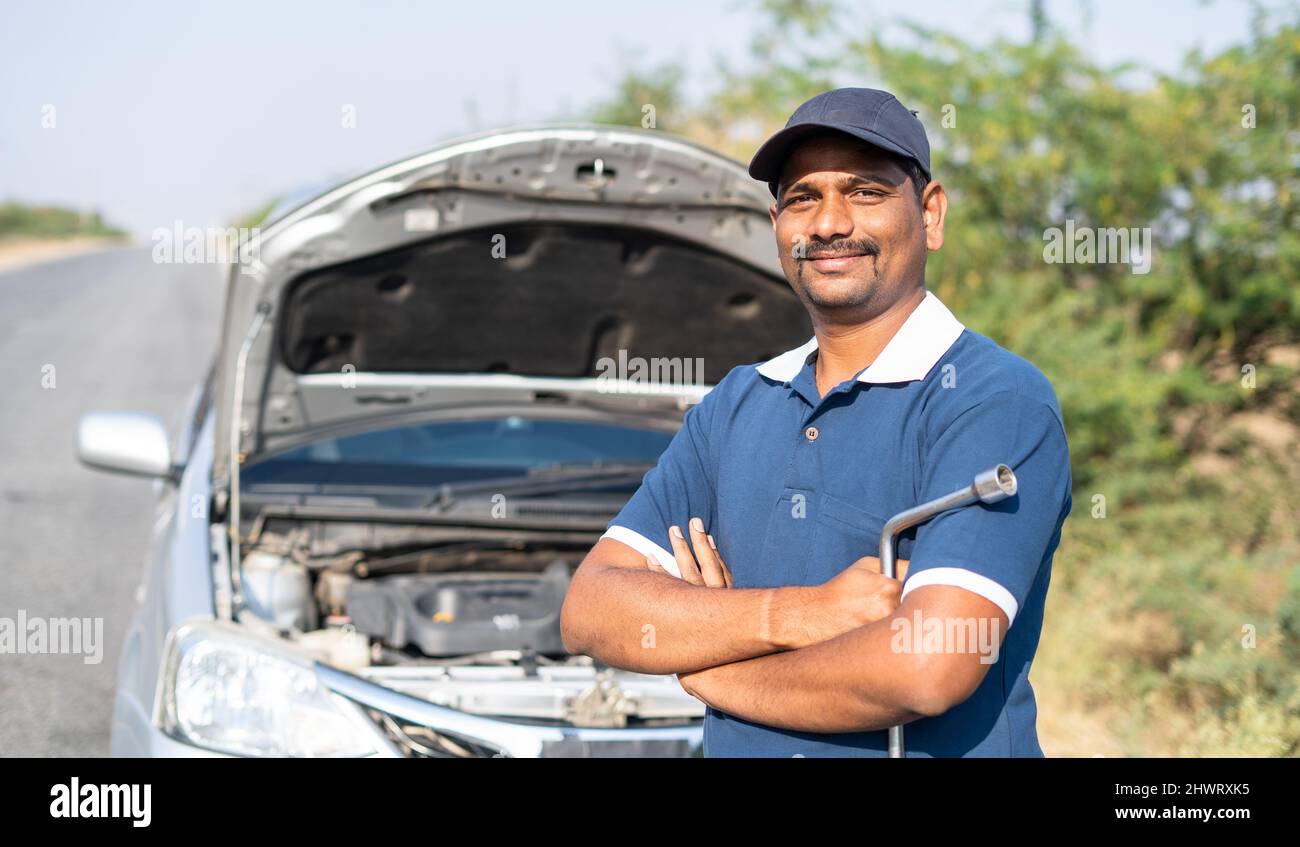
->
[366, 707, 701, 758]
[539, 737, 697, 758]
[368, 708, 506, 758]
[318, 662, 703, 758]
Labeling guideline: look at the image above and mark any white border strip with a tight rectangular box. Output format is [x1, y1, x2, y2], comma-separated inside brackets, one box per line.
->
[901, 567, 1019, 626]
[601, 526, 681, 579]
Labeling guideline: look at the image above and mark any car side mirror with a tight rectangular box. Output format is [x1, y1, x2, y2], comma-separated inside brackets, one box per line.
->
[76, 412, 177, 480]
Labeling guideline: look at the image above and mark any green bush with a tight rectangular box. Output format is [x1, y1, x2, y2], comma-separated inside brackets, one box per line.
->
[0, 202, 126, 239]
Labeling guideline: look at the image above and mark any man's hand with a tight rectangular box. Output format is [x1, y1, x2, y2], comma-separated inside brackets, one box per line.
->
[823, 552, 910, 621]
[645, 516, 733, 587]
[768, 554, 909, 651]
[646, 515, 908, 654]
[676, 551, 907, 698]
[679, 551, 911, 698]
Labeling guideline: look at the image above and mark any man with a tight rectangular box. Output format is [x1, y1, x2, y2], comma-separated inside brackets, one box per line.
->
[560, 88, 1072, 757]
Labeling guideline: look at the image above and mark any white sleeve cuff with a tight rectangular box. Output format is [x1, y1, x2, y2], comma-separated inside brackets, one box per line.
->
[601, 525, 681, 579]
[900, 567, 1019, 626]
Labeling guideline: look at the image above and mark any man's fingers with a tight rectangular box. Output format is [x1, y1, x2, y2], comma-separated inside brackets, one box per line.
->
[688, 517, 728, 588]
[668, 525, 704, 585]
[710, 535, 734, 588]
[646, 555, 669, 575]
[856, 555, 882, 574]
[854, 555, 908, 580]
[707, 532, 738, 584]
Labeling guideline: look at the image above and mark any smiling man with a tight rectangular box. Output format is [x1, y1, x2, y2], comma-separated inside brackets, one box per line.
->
[560, 88, 1073, 757]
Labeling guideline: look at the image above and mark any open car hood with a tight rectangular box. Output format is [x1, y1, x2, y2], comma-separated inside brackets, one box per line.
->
[211, 124, 810, 493]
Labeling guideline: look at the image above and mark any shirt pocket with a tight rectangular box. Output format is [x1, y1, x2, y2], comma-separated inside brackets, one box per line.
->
[803, 492, 894, 585]
[744, 488, 819, 588]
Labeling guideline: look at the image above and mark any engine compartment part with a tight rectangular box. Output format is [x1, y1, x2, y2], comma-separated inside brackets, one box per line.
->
[240, 550, 317, 632]
[296, 626, 372, 672]
[314, 570, 353, 617]
[346, 562, 570, 657]
[359, 663, 703, 728]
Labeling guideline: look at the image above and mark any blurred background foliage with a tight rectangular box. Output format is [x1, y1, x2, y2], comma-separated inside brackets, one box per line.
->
[0, 202, 126, 240]
[591, 0, 1300, 755]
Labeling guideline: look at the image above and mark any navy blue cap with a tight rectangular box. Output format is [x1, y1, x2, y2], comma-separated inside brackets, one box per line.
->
[748, 87, 931, 199]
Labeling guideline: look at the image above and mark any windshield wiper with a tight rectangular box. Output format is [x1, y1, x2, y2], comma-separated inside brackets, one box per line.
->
[422, 462, 654, 511]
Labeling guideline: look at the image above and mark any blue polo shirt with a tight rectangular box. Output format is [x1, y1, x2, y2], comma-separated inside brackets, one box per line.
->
[601, 289, 1072, 757]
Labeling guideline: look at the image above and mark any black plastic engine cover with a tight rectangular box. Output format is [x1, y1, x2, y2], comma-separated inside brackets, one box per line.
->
[346, 567, 570, 657]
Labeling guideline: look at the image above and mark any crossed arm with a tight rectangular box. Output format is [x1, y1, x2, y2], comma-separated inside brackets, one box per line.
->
[675, 583, 1008, 733]
[560, 521, 1009, 733]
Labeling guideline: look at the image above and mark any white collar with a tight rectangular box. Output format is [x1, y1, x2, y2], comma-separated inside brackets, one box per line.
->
[755, 289, 965, 384]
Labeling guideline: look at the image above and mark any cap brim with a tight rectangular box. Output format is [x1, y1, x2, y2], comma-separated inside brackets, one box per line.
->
[747, 122, 922, 198]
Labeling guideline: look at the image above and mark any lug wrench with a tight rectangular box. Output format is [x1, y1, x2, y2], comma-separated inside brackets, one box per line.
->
[879, 463, 1018, 758]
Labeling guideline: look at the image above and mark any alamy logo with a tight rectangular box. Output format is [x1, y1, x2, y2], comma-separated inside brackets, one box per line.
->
[889, 611, 1002, 665]
[1042, 219, 1152, 274]
[595, 350, 706, 394]
[0, 610, 103, 664]
[50, 778, 151, 827]
[151, 220, 261, 273]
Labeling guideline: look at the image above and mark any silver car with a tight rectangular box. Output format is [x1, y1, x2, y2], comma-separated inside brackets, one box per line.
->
[77, 124, 809, 757]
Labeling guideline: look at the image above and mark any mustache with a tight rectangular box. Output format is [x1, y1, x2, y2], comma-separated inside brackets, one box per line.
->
[802, 237, 881, 259]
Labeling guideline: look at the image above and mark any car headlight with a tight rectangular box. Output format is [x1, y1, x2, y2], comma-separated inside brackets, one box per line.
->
[157, 620, 380, 757]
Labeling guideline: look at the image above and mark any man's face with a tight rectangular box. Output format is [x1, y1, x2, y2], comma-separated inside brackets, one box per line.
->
[769, 133, 944, 322]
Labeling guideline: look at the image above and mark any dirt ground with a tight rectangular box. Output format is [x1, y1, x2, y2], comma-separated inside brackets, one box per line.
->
[0, 236, 130, 273]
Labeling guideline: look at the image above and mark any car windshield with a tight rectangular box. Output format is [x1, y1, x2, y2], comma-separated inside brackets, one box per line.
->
[240, 416, 674, 490]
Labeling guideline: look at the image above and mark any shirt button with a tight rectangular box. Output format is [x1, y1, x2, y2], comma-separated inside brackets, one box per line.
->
[805, 425, 819, 442]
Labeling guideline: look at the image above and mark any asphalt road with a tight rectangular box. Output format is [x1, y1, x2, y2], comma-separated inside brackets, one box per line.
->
[0, 247, 224, 756]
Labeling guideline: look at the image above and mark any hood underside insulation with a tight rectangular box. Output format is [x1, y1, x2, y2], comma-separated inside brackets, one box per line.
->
[278, 222, 810, 383]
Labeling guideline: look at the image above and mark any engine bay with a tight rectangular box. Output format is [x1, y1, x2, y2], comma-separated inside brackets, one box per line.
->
[233, 523, 704, 731]
[237, 524, 584, 664]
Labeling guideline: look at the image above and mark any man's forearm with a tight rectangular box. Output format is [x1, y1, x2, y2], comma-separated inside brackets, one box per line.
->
[679, 615, 929, 733]
[563, 564, 817, 674]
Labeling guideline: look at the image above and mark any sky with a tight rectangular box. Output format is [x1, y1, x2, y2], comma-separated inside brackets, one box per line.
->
[0, 0, 1283, 238]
